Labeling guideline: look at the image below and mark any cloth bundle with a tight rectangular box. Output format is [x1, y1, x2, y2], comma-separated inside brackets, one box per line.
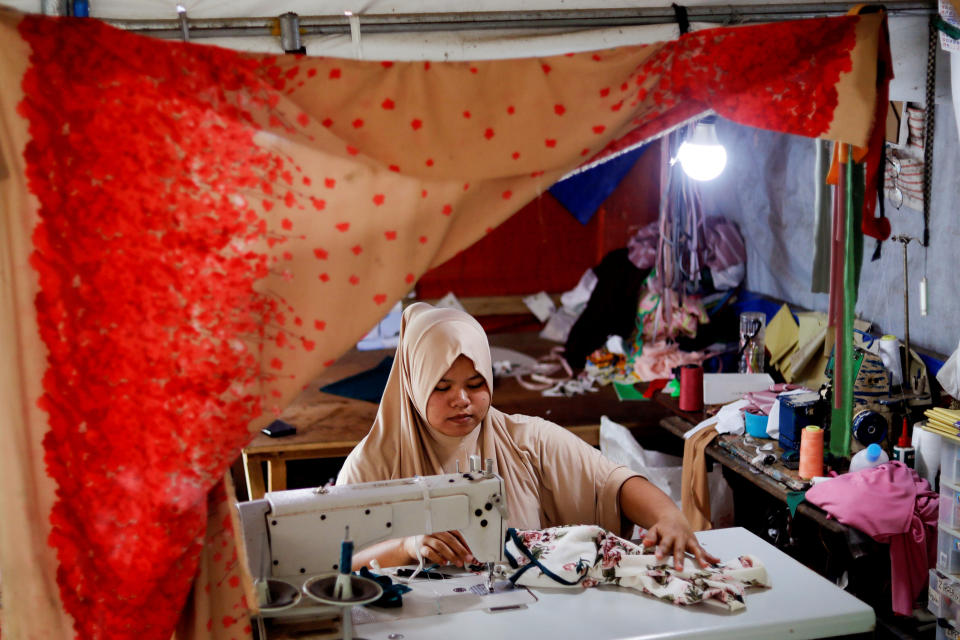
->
[504, 525, 769, 611]
[805, 461, 937, 616]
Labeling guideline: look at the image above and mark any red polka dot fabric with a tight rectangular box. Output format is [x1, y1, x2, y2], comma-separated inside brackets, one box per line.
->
[0, 7, 887, 639]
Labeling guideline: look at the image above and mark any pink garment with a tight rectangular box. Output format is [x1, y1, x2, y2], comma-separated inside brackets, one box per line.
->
[702, 217, 746, 274]
[627, 222, 659, 270]
[632, 341, 703, 381]
[805, 462, 938, 616]
[742, 384, 806, 415]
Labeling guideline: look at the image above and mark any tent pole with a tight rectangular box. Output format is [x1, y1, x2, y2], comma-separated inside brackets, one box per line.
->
[41, 0, 68, 16]
[98, 2, 934, 40]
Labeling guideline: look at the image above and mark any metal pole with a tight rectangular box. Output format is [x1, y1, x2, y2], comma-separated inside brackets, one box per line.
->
[97, 2, 935, 40]
[893, 235, 912, 382]
[279, 12, 304, 54]
[40, 0, 68, 15]
[177, 5, 190, 42]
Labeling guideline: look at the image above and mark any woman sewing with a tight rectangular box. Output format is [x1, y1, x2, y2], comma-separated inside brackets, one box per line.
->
[338, 302, 717, 572]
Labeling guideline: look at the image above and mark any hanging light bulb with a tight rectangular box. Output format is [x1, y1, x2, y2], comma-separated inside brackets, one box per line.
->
[677, 116, 727, 181]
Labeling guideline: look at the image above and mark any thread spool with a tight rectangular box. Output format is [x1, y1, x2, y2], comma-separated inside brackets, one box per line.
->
[878, 335, 903, 386]
[799, 426, 824, 480]
[851, 409, 888, 446]
[678, 364, 704, 412]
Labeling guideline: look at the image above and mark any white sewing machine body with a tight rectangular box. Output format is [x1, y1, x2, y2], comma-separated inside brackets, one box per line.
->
[243, 470, 507, 577]
[236, 465, 508, 623]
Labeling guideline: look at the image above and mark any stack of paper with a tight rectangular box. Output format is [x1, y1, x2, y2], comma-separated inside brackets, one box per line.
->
[765, 305, 833, 386]
[763, 304, 870, 388]
[765, 305, 799, 380]
[923, 407, 960, 441]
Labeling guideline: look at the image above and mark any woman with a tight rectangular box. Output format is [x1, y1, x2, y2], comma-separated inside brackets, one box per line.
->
[338, 303, 717, 571]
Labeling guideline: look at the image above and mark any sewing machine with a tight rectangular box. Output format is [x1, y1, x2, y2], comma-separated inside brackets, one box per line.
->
[236, 465, 877, 639]
[236, 456, 508, 625]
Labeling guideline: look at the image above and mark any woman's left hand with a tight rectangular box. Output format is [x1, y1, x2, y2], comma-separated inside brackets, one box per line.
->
[641, 513, 720, 571]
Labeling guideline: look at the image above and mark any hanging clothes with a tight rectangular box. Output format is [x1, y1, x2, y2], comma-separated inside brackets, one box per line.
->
[681, 425, 720, 531]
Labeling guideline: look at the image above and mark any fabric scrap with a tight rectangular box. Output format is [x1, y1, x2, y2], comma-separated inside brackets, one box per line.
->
[681, 424, 720, 531]
[320, 356, 394, 403]
[632, 341, 704, 382]
[505, 525, 769, 610]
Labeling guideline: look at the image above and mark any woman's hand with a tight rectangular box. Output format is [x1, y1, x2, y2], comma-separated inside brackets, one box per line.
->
[618, 476, 720, 571]
[402, 530, 475, 567]
[641, 512, 719, 571]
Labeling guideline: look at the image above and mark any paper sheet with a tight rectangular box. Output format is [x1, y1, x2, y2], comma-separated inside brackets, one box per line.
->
[614, 382, 648, 401]
[787, 312, 829, 385]
[702, 373, 775, 405]
[765, 304, 799, 368]
[523, 291, 556, 323]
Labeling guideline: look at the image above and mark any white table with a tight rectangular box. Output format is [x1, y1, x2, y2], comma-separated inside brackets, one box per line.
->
[353, 527, 875, 640]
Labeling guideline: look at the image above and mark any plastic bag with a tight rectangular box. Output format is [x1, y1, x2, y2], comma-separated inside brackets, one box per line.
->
[937, 338, 960, 399]
[599, 416, 734, 529]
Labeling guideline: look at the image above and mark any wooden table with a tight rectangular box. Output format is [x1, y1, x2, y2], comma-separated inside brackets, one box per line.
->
[652, 391, 846, 534]
[242, 332, 669, 499]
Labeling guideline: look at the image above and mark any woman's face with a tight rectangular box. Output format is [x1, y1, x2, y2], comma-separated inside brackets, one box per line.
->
[425, 354, 490, 437]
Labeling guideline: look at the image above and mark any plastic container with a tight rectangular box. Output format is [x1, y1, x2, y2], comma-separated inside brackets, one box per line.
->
[739, 312, 766, 374]
[930, 569, 960, 626]
[939, 524, 960, 576]
[943, 483, 960, 529]
[744, 411, 770, 439]
[943, 437, 960, 487]
[849, 443, 889, 473]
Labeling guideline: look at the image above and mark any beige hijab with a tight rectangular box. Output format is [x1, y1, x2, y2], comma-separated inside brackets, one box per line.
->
[338, 302, 545, 528]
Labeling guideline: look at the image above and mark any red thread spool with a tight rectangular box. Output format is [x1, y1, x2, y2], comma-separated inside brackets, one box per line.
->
[678, 364, 704, 412]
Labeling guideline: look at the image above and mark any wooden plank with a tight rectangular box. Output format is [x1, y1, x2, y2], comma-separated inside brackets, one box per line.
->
[567, 424, 600, 446]
[243, 451, 266, 501]
[420, 294, 562, 317]
[267, 458, 287, 493]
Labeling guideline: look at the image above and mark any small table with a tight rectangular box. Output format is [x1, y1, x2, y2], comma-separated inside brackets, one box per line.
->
[242, 332, 669, 500]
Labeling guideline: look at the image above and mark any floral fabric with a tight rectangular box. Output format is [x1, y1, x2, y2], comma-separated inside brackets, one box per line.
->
[505, 525, 769, 611]
[0, 7, 882, 640]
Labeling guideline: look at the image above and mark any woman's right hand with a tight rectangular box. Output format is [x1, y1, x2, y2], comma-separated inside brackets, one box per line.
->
[402, 531, 475, 567]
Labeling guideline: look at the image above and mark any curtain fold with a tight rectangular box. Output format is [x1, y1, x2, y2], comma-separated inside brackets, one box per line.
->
[0, 7, 888, 638]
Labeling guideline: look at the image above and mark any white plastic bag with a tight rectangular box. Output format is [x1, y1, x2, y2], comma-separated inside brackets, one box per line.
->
[599, 416, 734, 529]
[937, 338, 960, 399]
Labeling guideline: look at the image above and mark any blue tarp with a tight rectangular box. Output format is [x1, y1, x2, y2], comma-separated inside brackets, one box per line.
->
[549, 145, 647, 224]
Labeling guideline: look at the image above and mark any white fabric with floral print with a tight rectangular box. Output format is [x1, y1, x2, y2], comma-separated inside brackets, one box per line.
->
[504, 525, 769, 611]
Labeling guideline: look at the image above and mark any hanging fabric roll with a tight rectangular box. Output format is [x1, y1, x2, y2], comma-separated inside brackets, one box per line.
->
[834, 145, 857, 457]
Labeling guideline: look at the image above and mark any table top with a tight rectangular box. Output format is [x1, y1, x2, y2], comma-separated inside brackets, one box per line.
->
[244, 332, 668, 456]
[654, 394, 845, 534]
[352, 526, 875, 640]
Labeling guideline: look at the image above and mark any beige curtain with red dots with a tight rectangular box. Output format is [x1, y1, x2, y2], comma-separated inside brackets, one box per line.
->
[0, 7, 885, 639]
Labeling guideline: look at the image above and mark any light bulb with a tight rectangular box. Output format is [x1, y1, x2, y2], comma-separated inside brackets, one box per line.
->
[677, 118, 727, 181]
